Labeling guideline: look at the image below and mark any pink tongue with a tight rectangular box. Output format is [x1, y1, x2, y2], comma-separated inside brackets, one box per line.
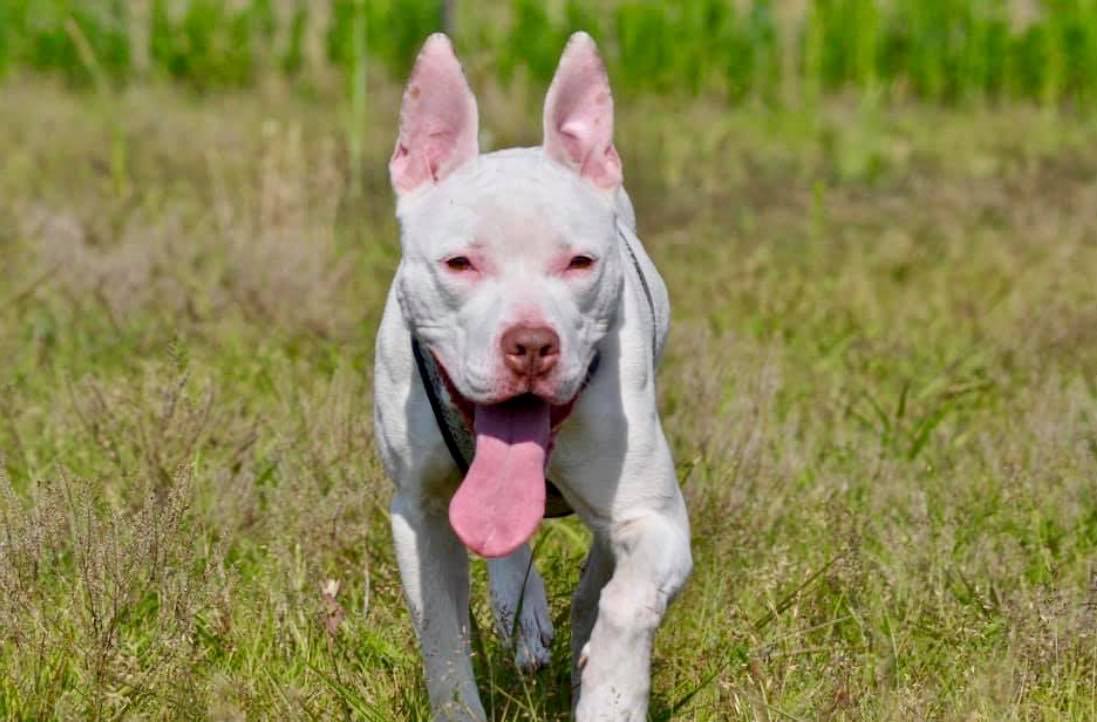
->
[449, 397, 550, 558]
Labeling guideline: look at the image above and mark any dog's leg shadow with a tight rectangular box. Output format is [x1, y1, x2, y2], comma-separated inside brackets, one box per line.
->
[487, 544, 554, 672]
[569, 537, 614, 710]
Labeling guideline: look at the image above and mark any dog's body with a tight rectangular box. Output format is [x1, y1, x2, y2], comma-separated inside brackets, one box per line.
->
[373, 33, 691, 721]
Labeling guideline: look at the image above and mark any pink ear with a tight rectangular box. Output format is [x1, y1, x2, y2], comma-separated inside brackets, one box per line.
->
[390, 34, 479, 194]
[542, 32, 622, 189]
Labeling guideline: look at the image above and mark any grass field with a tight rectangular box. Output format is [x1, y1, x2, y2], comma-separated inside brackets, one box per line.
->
[6, 0, 1097, 104]
[2, 75, 1097, 720]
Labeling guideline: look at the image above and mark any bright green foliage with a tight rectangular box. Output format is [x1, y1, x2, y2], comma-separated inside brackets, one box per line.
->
[149, 0, 263, 88]
[2, 0, 1097, 105]
[2, 0, 131, 85]
[281, 4, 307, 76]
[328, 0, 441, 79]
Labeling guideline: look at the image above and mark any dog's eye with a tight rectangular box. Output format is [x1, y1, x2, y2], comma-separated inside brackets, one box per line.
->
[444, 256, 475, 272]
[567, 255, 595, 271]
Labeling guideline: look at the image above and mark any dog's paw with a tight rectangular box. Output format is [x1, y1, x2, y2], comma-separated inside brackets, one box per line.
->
[488, 549, 555, 672]
[491, 578, 554, 672]
[512, 594, 554, 672]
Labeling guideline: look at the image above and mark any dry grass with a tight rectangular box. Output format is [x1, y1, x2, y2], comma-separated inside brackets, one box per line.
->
[2, 78, 1097, 720]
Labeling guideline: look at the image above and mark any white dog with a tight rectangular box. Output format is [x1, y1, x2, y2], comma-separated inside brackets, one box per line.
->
[372, 32, 692, 721]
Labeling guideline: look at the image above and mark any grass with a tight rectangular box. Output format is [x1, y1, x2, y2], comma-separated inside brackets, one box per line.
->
[4, 0, 1097, 106]
[2, 74, 1097, 720]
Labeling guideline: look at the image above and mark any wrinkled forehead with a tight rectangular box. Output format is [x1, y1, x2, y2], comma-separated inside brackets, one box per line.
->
[399, 151, 617, 255]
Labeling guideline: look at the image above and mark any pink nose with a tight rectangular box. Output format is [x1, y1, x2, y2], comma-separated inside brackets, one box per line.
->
[501, 325, 560, 378]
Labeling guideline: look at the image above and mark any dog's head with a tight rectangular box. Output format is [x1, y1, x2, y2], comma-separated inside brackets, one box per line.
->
[389, 33, 631, 558]
[390, 32, 626, 410]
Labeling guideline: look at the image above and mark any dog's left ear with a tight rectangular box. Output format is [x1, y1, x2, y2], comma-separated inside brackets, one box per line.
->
[542, 32, 622, 190]
[390, 34, 479, 194]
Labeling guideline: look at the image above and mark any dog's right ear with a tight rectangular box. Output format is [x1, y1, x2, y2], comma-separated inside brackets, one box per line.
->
[390, 34, 479, 194]
[542, 32, 621, 190]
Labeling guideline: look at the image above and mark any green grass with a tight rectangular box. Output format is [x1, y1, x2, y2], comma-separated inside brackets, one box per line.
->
[2, 76, 1097, 720]
[4, 0, 1097, 106]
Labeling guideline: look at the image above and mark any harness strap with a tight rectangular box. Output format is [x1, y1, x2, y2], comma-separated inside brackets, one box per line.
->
[617, 220, 659, 360]
[411, 338, 469, 474]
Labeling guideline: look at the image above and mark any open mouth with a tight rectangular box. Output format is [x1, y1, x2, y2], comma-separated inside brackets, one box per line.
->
[434, 364, 580, 437]
[433, 357, 584, 558]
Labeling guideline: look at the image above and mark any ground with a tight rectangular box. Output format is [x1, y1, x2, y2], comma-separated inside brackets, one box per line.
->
[1, 79, 1096, 720]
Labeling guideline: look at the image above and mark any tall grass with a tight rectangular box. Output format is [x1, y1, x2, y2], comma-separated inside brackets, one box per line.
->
[2, 80, 1097, 720]
[3, 0, 1097, 106]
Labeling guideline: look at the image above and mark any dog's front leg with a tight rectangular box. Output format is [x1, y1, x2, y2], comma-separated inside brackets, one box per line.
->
[574, 503, 692, 722]
[390, 493, 485, 722]
[570, 536, 614, 698]
[488, 545, 554, 672]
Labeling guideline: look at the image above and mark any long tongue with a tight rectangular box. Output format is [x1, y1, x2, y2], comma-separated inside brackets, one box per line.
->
[448, 396, 550, 558]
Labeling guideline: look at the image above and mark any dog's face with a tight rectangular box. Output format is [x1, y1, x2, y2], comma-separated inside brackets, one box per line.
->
[390, 34, 625, 410]
[395, 155, 623, 407]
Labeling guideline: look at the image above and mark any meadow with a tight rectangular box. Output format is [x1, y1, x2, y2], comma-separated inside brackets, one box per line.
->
[5, 0, 1097, 103]
[3, 2, 1097, 721]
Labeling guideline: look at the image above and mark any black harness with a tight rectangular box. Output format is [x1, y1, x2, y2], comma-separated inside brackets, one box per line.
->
[411, 221, 658, 518]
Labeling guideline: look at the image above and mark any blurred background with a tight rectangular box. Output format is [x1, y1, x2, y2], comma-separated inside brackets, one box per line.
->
[5, 0, 1097, 103]
[2, 2, 1097, 721]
